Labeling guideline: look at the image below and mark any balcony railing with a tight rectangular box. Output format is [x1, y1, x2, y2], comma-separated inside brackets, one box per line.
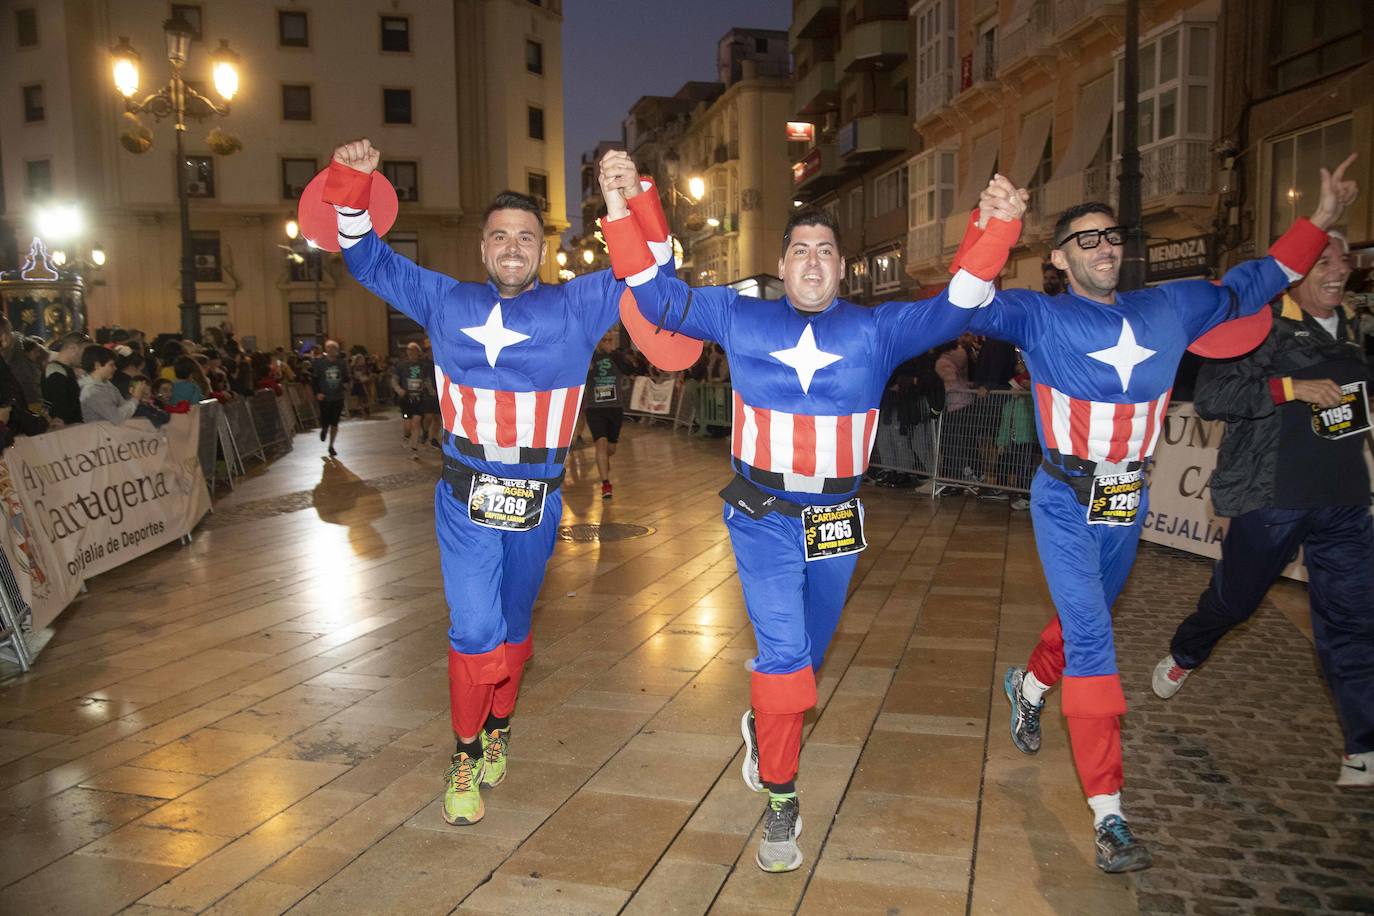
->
[837, 112, 908, 160]
[836, 18, 908, 72]
[1053, 0, 1125, 39]
[916, 69, 955, 122]
[794, 58, 837, 115]
[907, 221, 945, 264]
[791, 0, 841, 43]
[941, 210, 969, 254]
[999, 3, 1056, 75]
[1043, 163, 1117, 221]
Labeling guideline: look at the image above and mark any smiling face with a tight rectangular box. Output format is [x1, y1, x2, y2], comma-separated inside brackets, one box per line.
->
[1050, 212, 1122, 302]
[1291, 236, 1353, 318]
[481, 208, 545, 297]
[779, 223, 844, 312]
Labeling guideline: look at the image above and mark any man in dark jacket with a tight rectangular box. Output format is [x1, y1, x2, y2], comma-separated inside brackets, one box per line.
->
[42, 332, 87, 426]
[1152, 233, 1374, 788]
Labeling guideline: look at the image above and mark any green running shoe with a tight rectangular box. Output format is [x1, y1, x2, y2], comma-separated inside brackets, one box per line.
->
[756, 792, 804, 873]
[442, 752, 485, 825]
[481, 727, 509, 788]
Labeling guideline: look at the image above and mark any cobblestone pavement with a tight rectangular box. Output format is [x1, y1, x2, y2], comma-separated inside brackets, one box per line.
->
[1115, 545, 1374, 916]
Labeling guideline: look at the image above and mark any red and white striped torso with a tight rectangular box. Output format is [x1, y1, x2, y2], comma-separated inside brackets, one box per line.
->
[1034, 382, 1171, 465]
[731, 392, 879, 494]
[436, 368, 584, 464]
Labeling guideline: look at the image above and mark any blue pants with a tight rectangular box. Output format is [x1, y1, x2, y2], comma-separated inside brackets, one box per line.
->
[1029, 469, 1148, 679]
[434, 483, 562, 655]
[1170, 505, 1374, 754]
[724, 503, 860, 675]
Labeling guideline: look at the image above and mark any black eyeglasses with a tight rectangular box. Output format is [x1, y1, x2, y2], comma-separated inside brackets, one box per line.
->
[1057, 226, 1126, 250]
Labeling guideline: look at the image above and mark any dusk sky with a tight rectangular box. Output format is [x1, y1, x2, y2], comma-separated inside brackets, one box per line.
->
[561, 0, 791, 234]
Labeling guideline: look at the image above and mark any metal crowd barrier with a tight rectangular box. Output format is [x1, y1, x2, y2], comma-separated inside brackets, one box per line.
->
[223, 397, 266, 466]
[624, 373, 682, 424]
[286, 383, 320, 430]
[693, 382, 732, 436]
[931, 389, 1038, 496]
[250, 390, 293, 455]
[0, 550, 32, 672]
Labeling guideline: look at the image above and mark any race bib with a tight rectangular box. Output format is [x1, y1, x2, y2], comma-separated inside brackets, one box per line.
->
[593, 384, 617, 403]
[1087, 470, 1144, 526]
[1310, 381, 1370, 440]
[803, 499, 866, 561]
[468, 474, 547, 531]
[406, 376, 422, 392]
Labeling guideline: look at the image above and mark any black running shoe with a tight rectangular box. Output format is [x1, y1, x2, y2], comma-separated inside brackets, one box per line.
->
[1095, 815, 1153, 873]
[1004, 667, 1043, 755]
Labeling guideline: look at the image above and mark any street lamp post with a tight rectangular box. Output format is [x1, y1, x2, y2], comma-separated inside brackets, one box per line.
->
[110, 18, 241, 342]
[660, 151, 705, 275]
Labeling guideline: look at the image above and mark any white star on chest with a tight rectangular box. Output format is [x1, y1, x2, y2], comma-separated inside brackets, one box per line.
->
[770, 324, 842, 395]
[1087, 318, 1156, 392]
[461, 302, 530, 368]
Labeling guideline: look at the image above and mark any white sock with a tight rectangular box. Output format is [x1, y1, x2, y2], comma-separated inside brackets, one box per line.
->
[1088, 792, 1123, 827]
[1021, 670, 1050, 706]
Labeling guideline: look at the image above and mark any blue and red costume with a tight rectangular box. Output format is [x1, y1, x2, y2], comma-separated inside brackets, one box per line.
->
[962, 217, 1329, 798]
[604, 204, 1019, 787]
[330, 164, 671, 741]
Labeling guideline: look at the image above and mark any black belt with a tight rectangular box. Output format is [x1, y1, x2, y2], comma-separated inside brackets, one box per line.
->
[448, 435, 569, 465]
[718, 474, 807, 518]
[441, 456, 564, 501]
[730, 458, 861, 495]
[1040, 458, 1144, 506]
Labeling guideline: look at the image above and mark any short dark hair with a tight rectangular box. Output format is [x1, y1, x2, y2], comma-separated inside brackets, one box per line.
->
[781, 206, 841, 256]
[57, 332, 89, 351]
[115, 352, 144, 371]
[81, 345, 115, 373]
[483, 191, 544, 230]
[1053, 202, 1116, 247]
[173, 356, 198, 380]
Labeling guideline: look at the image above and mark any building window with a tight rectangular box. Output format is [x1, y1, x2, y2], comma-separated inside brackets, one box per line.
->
[1114, 24, 1214, 154]
[282, 84, 312, 121]
[16, 8, 38, 47]
[848, 187, 863, 229]
[527, 171, 549, 211]
[914, 0, 957, 119]
[974, 19, 997, 83]
[526, 39, 543, 74]
[872, 165, 908, 218]
[26, 159, 52, 198]
[528, 105, 545, 140]
[382, 161, 419, 202]
[390, 231, 419, 262]
[870, 249, 904, 294]
[1266, 116, 1352, 243]
[278, 10, 308, 47]
[755, 37, 769, 53]
[191, 231, 222, 283]
[381, 15, 410, 52]
[183, 155, 215, 198]
[22, 84, 43, 122]
[290, 301, 328, 342]
[1271, 0, 1367, 91]
[383, 88, 412, 124]
[845, 259, 867, 299]
[281, 158, 316, 200]
[170, 4, 203, 40]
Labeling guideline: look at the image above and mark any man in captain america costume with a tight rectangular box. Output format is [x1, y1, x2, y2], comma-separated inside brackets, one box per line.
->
[598, 148, 1029, 873]
[977, 155, 1358, 873]
[325, 139, 676, 826]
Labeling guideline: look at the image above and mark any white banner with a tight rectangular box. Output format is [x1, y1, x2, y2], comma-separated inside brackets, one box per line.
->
[0, 410, 211, 629]
[1141, 402, 1374, 581]
[629, 376, 675, 416]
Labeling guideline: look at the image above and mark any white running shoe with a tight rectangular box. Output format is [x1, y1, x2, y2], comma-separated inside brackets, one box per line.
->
[1337, 751, 1374, 787]
[1151, 654, 1193, 699]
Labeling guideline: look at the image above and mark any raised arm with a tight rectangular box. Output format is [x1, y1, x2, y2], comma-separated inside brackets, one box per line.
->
[329, 139, 461, 330]
[598, 152, 735, 345]
[879, 175, 1027, 365]
[1173, 153, 1357, 340]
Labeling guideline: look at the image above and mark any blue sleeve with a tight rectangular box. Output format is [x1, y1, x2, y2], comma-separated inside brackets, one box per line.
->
[873, 287, 982, 369]
[563, 268, 625, 346]
[969, 288, 1044, 351]
[341, 232, 463, 331]
[626, 268, 737, 347]
[1167, 257, 1289, 341]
